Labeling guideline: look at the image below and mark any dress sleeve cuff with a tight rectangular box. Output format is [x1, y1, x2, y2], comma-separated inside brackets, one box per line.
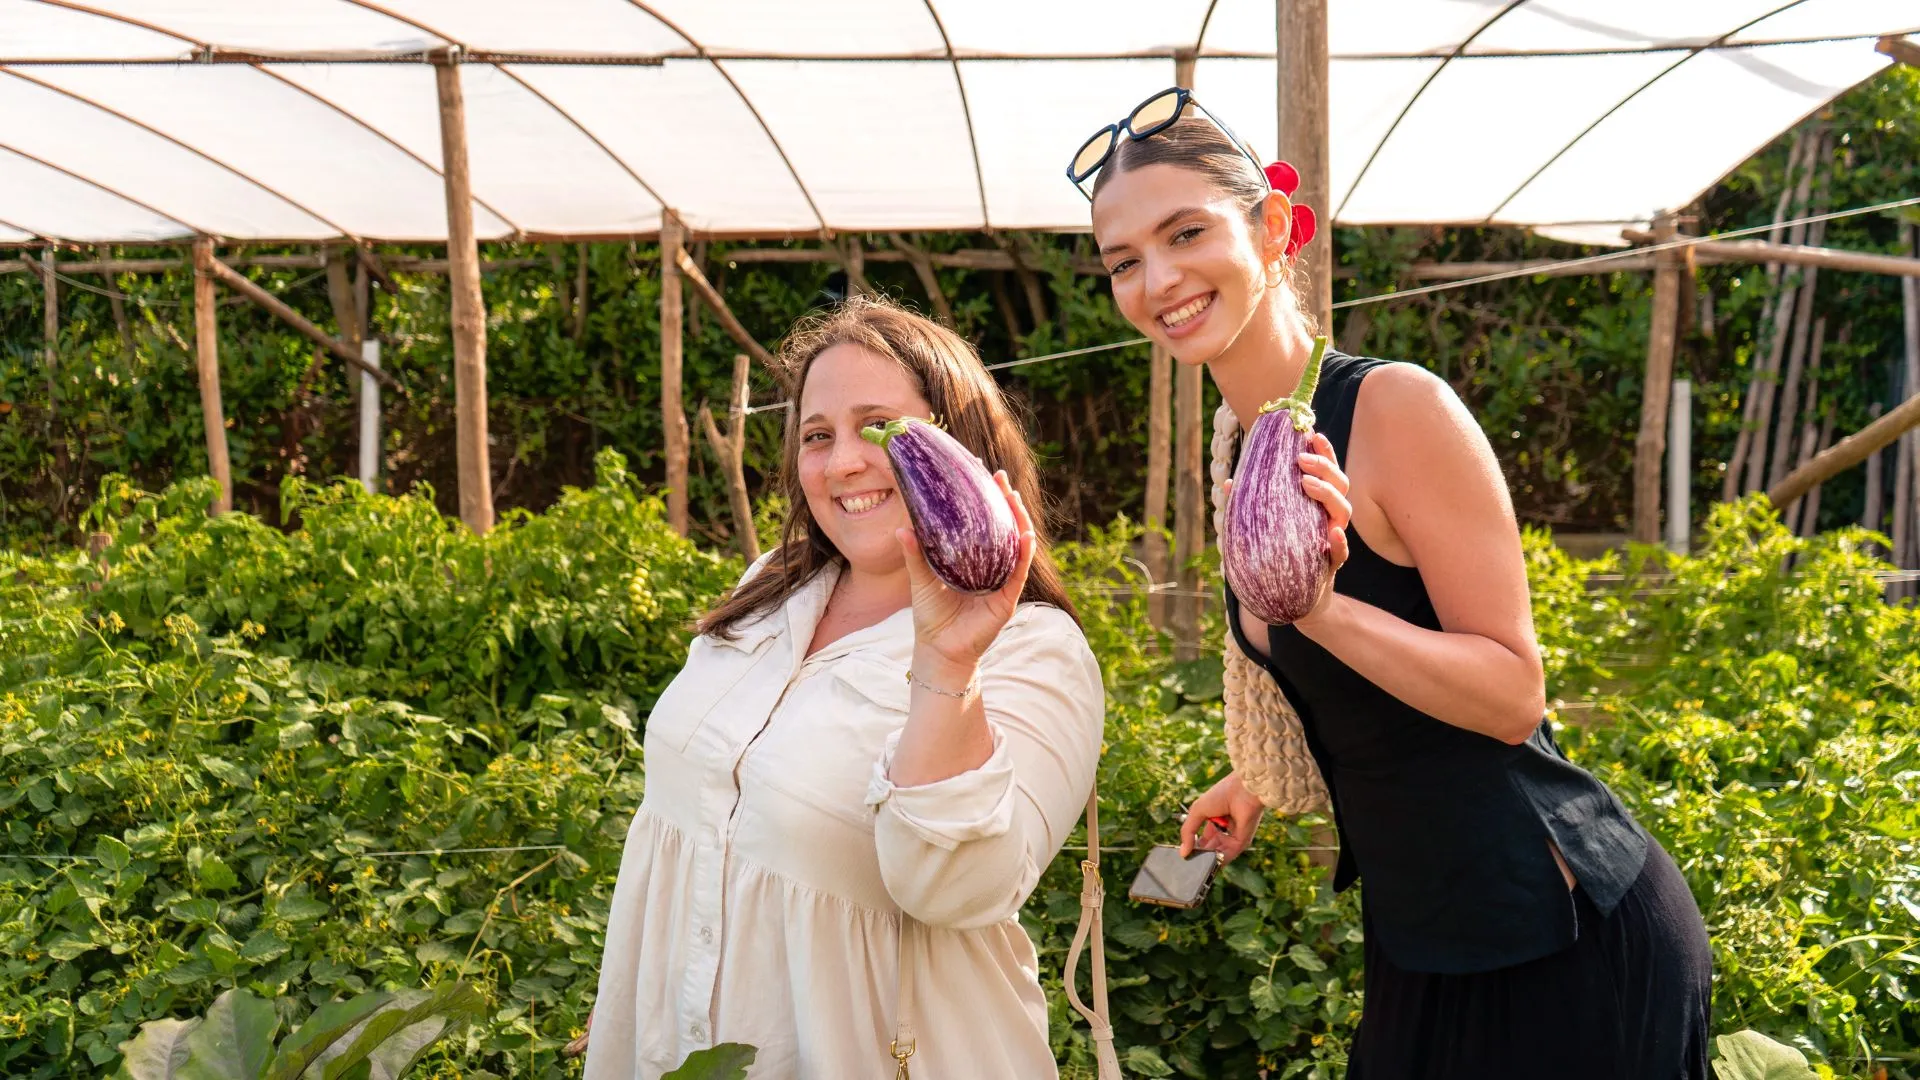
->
[863, 727, 1016, 852]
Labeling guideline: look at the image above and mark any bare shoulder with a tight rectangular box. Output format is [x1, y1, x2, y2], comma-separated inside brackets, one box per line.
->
[1351, 361, 1496, 475]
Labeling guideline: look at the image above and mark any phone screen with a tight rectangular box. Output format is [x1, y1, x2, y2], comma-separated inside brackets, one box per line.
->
[1128, 845, 1221, 909]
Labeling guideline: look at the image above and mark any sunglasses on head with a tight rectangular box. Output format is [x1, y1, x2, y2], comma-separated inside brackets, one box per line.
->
[1066, 86, 1270, 201]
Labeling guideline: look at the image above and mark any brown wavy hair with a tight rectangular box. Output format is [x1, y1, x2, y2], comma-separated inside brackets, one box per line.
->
[696, 295, 1078, 639]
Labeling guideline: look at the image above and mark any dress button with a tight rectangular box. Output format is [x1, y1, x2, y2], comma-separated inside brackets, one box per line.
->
[700, 926, 714, 944]
[690, 1021, 706, 1041]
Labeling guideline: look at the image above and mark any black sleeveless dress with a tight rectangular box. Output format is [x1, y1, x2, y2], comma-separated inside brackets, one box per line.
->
[1223, 349, 1713, 1079]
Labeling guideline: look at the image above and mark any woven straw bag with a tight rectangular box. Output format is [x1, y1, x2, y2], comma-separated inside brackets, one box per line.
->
[1211, 403, 1330, 816]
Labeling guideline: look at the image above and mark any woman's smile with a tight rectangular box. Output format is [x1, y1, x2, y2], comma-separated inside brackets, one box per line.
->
[835, 488, 895, 516]
[1158, 291, 1217, 337]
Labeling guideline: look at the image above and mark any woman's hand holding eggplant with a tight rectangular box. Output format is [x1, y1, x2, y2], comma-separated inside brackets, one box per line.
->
[1226, 432, 1351, 625]
[897, 470, 1037, 684]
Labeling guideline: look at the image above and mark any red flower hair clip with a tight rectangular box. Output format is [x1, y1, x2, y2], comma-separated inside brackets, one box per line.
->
[1264, 161, 1317, 260]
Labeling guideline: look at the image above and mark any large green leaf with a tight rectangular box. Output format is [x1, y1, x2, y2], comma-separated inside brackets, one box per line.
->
[302, 983, 484, 1080]
[262, 992, 392, 1080]
[661, 1044, 757, 1080]
[113, 1018, 200, 1080]
[1710, 1030, 1819, 1080]
[177, 990, 278, 1080]
[362, 1018, 450, 1080]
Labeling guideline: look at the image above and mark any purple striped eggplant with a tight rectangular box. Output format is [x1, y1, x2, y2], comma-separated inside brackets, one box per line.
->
[862, 416, 1019, 594]
[1223, 336, 1332, 625]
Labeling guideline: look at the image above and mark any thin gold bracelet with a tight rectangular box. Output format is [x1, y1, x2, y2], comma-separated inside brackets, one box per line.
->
[905, 669, 978, 700]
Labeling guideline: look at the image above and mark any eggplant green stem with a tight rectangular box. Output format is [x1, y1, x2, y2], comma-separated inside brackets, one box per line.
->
[1256, 335, 1329, 432]
[860, 416, 921, 446]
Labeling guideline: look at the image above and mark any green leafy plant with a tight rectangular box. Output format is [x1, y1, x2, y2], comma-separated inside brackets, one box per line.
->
[112, 982, 482, 1080]
[1712, 1029, 1822, 1080]
[662, 1044, 756, 1080]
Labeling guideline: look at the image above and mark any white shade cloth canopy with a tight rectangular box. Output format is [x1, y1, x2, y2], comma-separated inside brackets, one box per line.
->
[0, 1, 1913, 246]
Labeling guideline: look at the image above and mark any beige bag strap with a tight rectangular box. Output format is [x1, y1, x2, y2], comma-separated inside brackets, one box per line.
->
[895, 786, 1124, 1080]
[892, 915, 918, 1078]
[1064, 784, 1124, 1079]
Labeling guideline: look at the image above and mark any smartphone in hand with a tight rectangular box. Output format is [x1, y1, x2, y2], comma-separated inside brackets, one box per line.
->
[1128, 844, 1222, 909]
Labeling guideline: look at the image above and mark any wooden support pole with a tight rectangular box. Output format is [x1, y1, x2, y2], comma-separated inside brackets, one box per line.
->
[1878, 34, 1920, 69]
[1667, 378, 1691, 553]
[1633, 214, 1682, 544]
[1784, 318, 1828, 534]
[1000, 234, 1049, 331]
[699, 354, 760, 563]
[1766, 219, 1826, 492]
[661, 212, 691, 535]
[191, 238, 232, 515]
[1277, 0, 1332, 332]
[1904, 230, 1920, 568]
[1170, 45, 1206, 656]
[888, 233, 955, 327]
[573, 242, 589, 343]
[1769, 391, 1920, 511]
[434, 52, 495, 534]
[1862, 403, 1885, 539]
[1798, 417, 1835, 537]
[325, 247, 363, 355]
[674, 246, 777, 371]
[1145, 343, 1173, 627]
[1679, 238, 1920, 279]
[38, 248, 57, 429]
[1739, 131, 1823, 496]
[840, 235, 873, 297]
[1174, 358, 1204, 658]
[359, 341, 382, 495]
[204, 257, 397, 390]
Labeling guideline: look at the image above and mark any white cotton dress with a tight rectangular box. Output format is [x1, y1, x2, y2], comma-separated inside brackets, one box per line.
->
[584, 560, 1104, 1080]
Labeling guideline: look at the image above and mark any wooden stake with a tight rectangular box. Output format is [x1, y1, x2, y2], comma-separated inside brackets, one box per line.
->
[1766, 217, 1826, 492]
[888, 233, 955, 327]
[205, 257, 396, 389]
[1170, 44, 1205, 654]
[1863, 402, 1885, 540]
[661, 212, 691, 535]
[674, 246, 777, 371]
[1877, 34, 1920, 69]
[325, 247, 362, 353]
[699, 354, 760, 563]
[1633, 213, 1682, 544]
[191, 238, 232, 515]
[1904, 229, 1920, 573]
[1798, 416, 1834, 537]
[1145, 343, 1173, 627]
[1739, 132, 1823, 494]
[573, 242, 589, 343]
[1783, 317, 1826, 533]
[434, 52, 494, 534]
[986, 233, 1049, 330]
[1894, 413, 1913, 580]
[1276, 0, 1332, 332]
[989, 272, 1023, 343]
[840, 235, 873, 297]
[39, 248, 56, 427]
[105, 249, 135, 359]
[1173, 359, 1205, 659]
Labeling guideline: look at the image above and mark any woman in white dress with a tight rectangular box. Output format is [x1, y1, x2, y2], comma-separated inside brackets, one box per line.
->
[582, 296, 1105, 1079]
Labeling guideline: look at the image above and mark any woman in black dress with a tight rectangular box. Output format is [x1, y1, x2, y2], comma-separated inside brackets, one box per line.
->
[1072, 89, 1714, 1079]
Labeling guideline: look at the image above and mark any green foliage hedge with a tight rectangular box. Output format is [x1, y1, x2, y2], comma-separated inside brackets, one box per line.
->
[3, 459, 1916, 1078]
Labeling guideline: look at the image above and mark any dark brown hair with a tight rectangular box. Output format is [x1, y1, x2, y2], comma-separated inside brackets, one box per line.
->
[696, 295, 1078, 638]
[1090, 113, 1318, 333]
